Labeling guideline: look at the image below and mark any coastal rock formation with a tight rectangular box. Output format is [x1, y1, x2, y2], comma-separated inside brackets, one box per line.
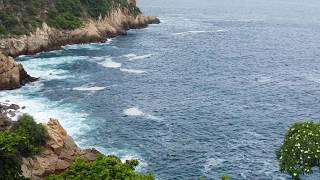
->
[0, 54, 37, 90]
[0, 103, 100, 179]
[0, 7, 159, 90]
[0, 8, 160, 58]
[21, 119, 100, 179]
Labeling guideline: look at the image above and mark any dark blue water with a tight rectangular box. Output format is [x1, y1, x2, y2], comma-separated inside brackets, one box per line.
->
[2, 0, 320, 179]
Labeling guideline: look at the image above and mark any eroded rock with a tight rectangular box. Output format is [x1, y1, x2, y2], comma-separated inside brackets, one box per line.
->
[22, 119, 100, 179]
[0, 53, 37, 90]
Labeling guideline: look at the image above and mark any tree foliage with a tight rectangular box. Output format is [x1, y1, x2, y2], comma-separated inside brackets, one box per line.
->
[47, 155, 154, 180]
[0, 114, 48, 179]
[0, 0, 141, 35]
[276, 121, 320, 179]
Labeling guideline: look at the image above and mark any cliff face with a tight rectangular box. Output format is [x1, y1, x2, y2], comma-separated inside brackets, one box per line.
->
[0, 4, 160, 90]
[22, 119, 99, 179]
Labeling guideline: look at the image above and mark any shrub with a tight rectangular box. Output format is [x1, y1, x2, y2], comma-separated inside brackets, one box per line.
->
[15, 114, 48, 156]
[0, 132, 26, 179]
[276, 121, 320, 179]
[47, 155, 154, 180]
[0, 114, 48, 179]
[48, 11, 82, 30]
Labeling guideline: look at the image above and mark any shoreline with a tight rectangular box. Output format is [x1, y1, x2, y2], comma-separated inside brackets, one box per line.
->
[0, 2, 160, 178]
[0, 8, 159, 90]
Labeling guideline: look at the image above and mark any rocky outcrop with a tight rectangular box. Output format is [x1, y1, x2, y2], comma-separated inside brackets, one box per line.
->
[0, 103, 100, 179]
[22, 119, 100, 179]
[0, 8, 160, 58]
[0, 7, 159, 90]
[0, 54, 37, 90]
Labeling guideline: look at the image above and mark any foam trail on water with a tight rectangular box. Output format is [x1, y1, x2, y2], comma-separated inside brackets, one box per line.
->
[0, 92, 89, 139]
[62, 41, 112, 50]
[124, 107, 162, 121]
[173, 29, 226, 36]
[203, 158, 224, 173]
[19, 56, 88, 80]
[72, 86, 106, 91]
[98, 57, 122, 68]
[124, 107, 145, 116]
[124, 54, 152, 61]
[120, 68, 146, 74]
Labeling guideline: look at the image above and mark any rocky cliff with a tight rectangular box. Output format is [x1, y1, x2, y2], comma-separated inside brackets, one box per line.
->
[22, 119, 99, 179]
[0, 8, 159, 57]
[0, 103, 100, 179]
[0, 1, 160, 90]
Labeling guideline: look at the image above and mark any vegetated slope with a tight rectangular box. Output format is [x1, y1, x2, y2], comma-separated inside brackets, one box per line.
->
[0, 0, 140, 36]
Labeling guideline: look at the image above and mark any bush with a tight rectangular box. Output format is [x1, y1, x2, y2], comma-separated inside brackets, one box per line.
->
[0, 114, 48, 179]
[15, 114, 48, 156]
[276, 122, 320, 179]
[47, 155, 154, 180]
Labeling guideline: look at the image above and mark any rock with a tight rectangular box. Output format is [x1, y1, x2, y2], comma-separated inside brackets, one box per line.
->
[8, 104, 20, 110]
[0, 7, 159, 91]
[0, 54, 21, 89]
[22, 119, 99, 179]
[0, 53, 37, 90]
[79, 148, 100, 162]
[0, 8, 160, 58]
[128, 0, 136, 6]
[0, 114, 11, 130]
[0, 102, 19, 130]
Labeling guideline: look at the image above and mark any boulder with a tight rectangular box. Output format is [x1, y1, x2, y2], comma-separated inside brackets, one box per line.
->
[0, 53, 37, 90]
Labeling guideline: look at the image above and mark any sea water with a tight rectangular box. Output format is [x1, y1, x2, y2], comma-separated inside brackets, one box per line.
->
[1, 0, 320, 179]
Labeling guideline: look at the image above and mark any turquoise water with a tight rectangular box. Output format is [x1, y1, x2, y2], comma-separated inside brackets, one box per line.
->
[2, 0, 320, 179]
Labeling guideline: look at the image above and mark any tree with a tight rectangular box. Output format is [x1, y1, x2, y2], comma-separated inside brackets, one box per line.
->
[276, 122, 320, 179]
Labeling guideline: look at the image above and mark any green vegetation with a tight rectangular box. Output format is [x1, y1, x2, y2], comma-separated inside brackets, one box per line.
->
[0, 0, 43, 35]
[0, 114, 48, 179]
[276, 121, 320, 179]
[221, 175, 230, 180]
[47, 155, 154, 180]
[0, 0, 141, 35]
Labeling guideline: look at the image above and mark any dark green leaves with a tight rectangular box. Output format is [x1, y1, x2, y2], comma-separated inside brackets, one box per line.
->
[0, 114, 48, 179]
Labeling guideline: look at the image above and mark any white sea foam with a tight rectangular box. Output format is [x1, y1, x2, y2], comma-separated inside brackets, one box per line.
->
[72, 86, 106, 91]
[124, 107, 145, 116]
[99, 58, 122, 68]
[173, 29, 226, 36]
[203, 158, 224, 172]
[120, 68, 146, 74]
[123, 107, 162, 121]
[123, 54, 152, 61]
[0, 93, 89, 139]
[146, 114, 162, 121]
[19, 56, 88, 80]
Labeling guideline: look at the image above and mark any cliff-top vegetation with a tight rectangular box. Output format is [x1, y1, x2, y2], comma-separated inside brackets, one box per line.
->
[0, 0, 141, 36]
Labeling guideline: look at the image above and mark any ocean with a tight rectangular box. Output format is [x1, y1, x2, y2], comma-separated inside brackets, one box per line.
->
[1, 0, 320, 179]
